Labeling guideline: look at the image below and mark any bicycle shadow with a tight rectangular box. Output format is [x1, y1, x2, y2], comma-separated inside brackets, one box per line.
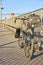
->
[32, 50, 43, 59]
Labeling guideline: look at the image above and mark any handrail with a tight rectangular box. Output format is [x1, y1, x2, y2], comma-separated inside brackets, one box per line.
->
[4, 23, 17, 29]
[4, 23, 42, 37]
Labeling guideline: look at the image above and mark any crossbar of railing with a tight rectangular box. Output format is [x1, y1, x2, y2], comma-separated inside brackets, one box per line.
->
[4, 23, 42, 37]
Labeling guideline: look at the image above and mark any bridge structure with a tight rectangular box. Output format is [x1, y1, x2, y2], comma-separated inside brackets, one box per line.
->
[0, 22, 43, 65]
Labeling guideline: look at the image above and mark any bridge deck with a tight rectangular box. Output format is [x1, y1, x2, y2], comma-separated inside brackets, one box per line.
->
[0, 24, 43, 65]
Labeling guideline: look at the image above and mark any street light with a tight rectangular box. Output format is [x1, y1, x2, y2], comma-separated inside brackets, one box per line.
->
[0, 6, 4, 23]
[0, 0, 4, 23]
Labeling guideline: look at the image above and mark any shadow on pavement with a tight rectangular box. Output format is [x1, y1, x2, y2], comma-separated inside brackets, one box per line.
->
[32, 51, 43, 59]
[0, 40, 18, 47]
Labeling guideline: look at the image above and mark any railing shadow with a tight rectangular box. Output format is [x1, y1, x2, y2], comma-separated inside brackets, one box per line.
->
[0, 40, 18, 48]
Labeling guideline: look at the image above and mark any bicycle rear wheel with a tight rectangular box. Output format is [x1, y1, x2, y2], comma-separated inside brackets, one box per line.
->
[24, 38, 34, 60]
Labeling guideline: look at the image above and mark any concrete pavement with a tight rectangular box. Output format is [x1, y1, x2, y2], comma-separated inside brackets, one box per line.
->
[0, 24, 43, 65]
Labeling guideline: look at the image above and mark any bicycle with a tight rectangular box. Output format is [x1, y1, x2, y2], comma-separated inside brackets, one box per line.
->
[23, 31, 41, 59]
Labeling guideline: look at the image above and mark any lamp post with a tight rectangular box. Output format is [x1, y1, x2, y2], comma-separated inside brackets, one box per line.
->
[0, 0, 4, 23]
[0, 7, 3, 22]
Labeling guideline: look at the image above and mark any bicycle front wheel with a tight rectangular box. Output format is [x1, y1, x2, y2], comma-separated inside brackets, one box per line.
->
[24, 38, 34, 60]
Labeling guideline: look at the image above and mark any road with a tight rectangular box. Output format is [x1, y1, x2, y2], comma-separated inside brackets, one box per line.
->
[0, 24, 43, 65]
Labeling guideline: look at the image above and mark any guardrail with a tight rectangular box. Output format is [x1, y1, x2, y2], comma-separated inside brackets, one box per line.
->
[4, 23, 16, 32]
[4, 23, 43, 36]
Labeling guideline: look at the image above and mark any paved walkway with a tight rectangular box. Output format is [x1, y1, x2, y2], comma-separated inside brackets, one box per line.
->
[0, 24, 43, 65]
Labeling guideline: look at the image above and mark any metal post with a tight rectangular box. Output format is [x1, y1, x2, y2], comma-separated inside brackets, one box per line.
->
[0, 0, 3, 23]
[0, 0, 2, 22]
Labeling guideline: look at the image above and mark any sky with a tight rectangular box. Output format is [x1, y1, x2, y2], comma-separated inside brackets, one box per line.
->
[1, 0, 43, 18]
